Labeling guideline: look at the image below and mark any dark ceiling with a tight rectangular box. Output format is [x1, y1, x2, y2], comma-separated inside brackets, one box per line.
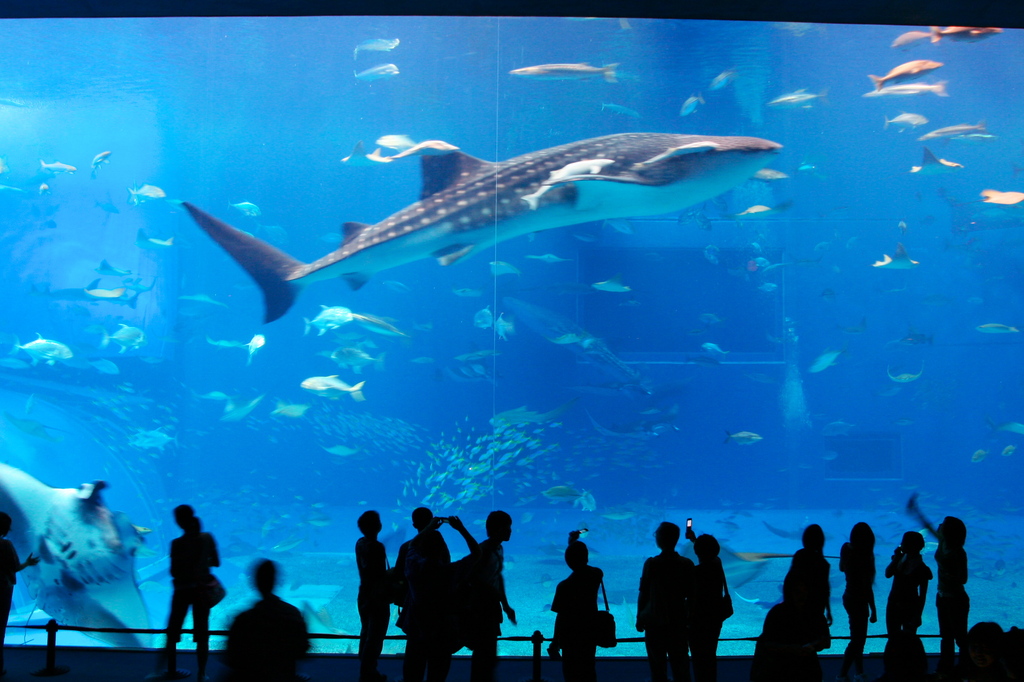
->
[4, 0, 1024, 24]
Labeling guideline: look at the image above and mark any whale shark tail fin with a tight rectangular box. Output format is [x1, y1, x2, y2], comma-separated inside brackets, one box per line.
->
[183, 203, 305, 323]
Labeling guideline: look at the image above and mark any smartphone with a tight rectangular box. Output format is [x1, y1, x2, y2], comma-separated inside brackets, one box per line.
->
[437, 517, 449, 524]
[686, 518, 693, 529]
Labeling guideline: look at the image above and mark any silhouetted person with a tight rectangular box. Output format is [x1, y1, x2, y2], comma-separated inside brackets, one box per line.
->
[999, 626, 1024, 680]
[357, 511, 390, 682]
[685, 528, 731, 682]
[395, 507, 438, 626]
[164, 505, 220, 681]
[636, 521, 694, 682]
[0, 511, 38, 676]
[962, 622, 1007, 682]
[907, 494, 969, 678]
[884, 531, 931, 637]
[874, 632, 927, 682]
[402, 513, 478, 682]
[464, 511, 516, 682]
[837, 522, 877, 682]
[749, 572, 831, 682]
[549, 530, 603, 682]
[788, 524, 832, 627]
[223, 560, 309, 682]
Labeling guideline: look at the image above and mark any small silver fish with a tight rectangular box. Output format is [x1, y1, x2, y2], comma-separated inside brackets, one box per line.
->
[355, 64, 399, 81]
[353, 38, 400, 60]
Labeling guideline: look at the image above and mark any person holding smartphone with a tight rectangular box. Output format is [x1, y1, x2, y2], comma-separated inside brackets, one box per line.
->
[636, 521, 694, 682]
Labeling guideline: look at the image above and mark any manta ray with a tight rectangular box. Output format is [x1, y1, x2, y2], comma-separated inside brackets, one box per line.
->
[0, 463, 151, 647]
[184, 132, 781, 322]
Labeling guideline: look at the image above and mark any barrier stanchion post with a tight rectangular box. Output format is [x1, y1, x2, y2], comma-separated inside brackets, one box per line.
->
[520, 630, 547, 682]
[30, 619, 69, 677]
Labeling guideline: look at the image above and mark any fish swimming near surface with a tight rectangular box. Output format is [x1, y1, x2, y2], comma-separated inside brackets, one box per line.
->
[510, 63, 619, 82]
[917, 121, 986, 142]
[354, 64, 399, 81]
[862, 81, 948, 98]
[0, 463, 151, 647]
[183, 132, 780, 322]
[884, 113, 928, 130]
[868, 59, 943, 90]
[353, 38, 399, 60]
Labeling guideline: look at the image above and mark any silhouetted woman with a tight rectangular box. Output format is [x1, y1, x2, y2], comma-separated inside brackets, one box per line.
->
[685, 528, 731, 682]
[549, 530, 603, 682]
[907, 494, 969, 678]
[165, 505, 220, 681]
[750, 572, 831, 682]
[837, 522, 876, 682]
[788, 524, 832, 627]
[0, 511, 38, 676]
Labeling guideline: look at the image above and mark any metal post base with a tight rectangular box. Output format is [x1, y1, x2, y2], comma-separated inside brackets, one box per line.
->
[145, 670, 192, 680]
[30, 665, 70, 677]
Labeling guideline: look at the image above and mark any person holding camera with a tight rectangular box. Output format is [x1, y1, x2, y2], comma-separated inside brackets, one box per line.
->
[884, 531, 932, 637]
[636, 521, 694, 682]
[549, 530, 603, 682]
[402, 513, 478, 682]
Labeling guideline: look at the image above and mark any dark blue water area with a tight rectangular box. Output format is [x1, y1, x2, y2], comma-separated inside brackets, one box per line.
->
[0, 17, 1022, 651]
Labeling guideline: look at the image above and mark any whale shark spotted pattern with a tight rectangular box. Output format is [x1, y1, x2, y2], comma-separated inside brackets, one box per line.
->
[184, 132, 781, 322]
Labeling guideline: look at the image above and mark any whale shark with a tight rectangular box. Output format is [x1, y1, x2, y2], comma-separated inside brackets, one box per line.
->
[184, 132, 781, 322]
[0, 463, 151, 647]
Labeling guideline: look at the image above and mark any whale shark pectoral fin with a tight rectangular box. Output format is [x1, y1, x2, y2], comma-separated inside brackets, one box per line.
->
[432, 243, 475, 266]
[343, 273, 370, 290]
[183, 203, 305, 323]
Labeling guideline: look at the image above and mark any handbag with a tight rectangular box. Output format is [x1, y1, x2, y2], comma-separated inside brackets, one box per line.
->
[201, 574, 226, 607]
[719, 563, 734, 622]
[594, 580, 617, 648]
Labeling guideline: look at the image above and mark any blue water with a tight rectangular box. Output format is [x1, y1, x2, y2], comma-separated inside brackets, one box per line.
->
[0, 17, 1021, 656]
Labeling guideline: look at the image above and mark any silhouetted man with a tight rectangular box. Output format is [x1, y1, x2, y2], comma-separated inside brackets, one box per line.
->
[224, 560, 310, 682]
[466, 511, 516, 682]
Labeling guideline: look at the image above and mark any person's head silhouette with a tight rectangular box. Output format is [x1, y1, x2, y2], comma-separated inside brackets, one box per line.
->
[486, 511, 512, 542]
[173, 504, 195, 531]
[802, 524, 825, 552]
[0, 512, 11, 537]
[358, 510, 383, 537]
[693, 533, 720, 562]
[254, 559, 278, 599]
[411, 507, 433, 531]
[654, 522, 680, 551]
[940, 516, 966, 548]
[565, 539, 588, 571]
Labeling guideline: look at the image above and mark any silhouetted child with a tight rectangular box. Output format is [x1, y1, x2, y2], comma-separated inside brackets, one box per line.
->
[907, 494, 969, 678]
[224, 559, 309, 682]
[962, 622, 1007, 682]
[685, 528, 731, 682]
[884, 531, 931, 636]
[356, 510, 390, 682]
[837, 522, 877, 682]
[788, 524, 832, 627]
[636, 521, 694, 682]
[874, 632, 927, 682]
[402, 514, 477, 682]
[750, 572, 831, 682]
[465, 511, 516, 682]
[0, 511, 39, 676]
[164, 505, 220, 681]
[549, 530, 603, 682]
